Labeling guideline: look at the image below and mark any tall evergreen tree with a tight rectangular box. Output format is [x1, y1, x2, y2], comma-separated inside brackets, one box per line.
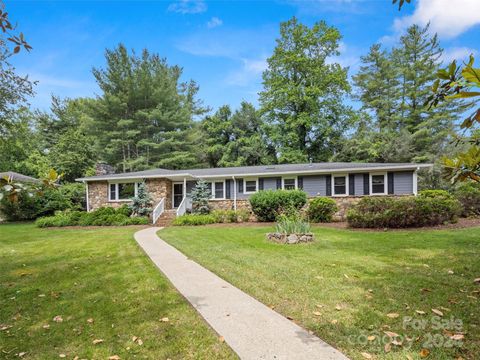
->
[91, 44, 207, 171]
[259, 17, 355, 163]
[201, 102, 275, 167]
[340, 24, 472, 164]
[353, 44, 399, 131]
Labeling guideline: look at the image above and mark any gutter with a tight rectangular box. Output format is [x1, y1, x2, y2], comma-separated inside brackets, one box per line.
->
[76, 164, 433, 183]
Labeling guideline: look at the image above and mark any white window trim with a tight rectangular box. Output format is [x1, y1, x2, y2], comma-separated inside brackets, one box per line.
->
[243, 178, 258, 194]
[282, 176, 298, 190]
[332, 174, 349, 197]
[369, 172, 387, 195]
[211, 180, 226, 200]
[172, 182, 185, 208]
[108, 181, 138, 202]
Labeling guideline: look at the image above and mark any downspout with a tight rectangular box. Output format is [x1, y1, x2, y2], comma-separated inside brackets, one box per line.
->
[84, 181, 90, 212]
[413, 167, 419, 196]
[232, 176, 237, 211]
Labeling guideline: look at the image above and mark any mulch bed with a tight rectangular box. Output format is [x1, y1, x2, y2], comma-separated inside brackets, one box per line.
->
[315, 217, 480, 232]
[202, 217, 480, 232]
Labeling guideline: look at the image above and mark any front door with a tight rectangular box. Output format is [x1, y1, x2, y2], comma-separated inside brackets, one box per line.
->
[173, 183, 183, 208]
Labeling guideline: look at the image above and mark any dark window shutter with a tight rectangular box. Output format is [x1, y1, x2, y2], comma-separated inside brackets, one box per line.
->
[363, 174, 369, 195]
[225, 179, 231, 199]
[276, 178, 282, 189]
[238, 178, 243, 193]
[349, 174, 355, 195]
[326, 175, 332, 196]
[388, 172, 394, 195]
[259, 178, 264, 190]
[298, 176, 303, 190]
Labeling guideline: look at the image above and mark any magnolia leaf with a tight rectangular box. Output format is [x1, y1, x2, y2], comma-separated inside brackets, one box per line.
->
[361, 352, 373, 359]
[386, 313, 399, 318]
[432, 308, 444, 317]
[447, 91, 480, 99]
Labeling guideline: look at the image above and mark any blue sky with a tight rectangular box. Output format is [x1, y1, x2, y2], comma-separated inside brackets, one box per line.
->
[7, 0, 480, 113]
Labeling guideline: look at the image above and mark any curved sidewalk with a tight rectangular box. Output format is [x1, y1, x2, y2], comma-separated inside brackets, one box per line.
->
[135, 227, 349, 360]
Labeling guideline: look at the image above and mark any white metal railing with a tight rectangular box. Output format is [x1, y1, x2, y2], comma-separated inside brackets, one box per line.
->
[152, 198, 165, 224]
[176, 196, 187, 217]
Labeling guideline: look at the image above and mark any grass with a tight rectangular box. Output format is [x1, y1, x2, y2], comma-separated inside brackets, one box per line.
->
[159, 224, 480, 360]
[0, 223, 236, 360]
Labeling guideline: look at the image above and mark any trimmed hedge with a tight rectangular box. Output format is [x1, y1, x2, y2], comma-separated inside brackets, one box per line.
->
[346, 195, 462, 228]
[211, 209, 250, 223]
[307, 197, 338, 222]
[174, 209, 251, 226]
[454, 183, 480, 217]
[35, 205, 148, 228]
[249, 189, 307, 222]
[172, 214, 216, 226]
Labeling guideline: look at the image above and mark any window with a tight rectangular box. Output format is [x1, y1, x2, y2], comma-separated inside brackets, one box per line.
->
[244, 179, 257, 193]
[109, 184, 116, 200]
[333, 176, 347, 196]
[283, 178, 296, 190]
[213, 181, 225, 199]
[109, 182, 137, 201]
[371, 174, 386, 194]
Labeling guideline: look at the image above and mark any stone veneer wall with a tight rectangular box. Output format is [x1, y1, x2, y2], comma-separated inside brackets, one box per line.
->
[209, 196, 407, 222]
[87, 178, 172, 211]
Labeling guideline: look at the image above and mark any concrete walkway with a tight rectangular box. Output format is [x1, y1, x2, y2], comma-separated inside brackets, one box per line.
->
[135, 227, 349, 360]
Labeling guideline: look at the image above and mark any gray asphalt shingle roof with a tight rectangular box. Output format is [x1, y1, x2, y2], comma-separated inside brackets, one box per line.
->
[76, 162, 431, 182]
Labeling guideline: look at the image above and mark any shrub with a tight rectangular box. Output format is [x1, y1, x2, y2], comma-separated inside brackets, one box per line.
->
[275, 213, 311, 234]
[418, 189, 455, 201]
[191, 180, 211, 214]
[210, 209, 251, 223]
[347, 195, 462, 228]
[454, 183, 480, 217]
[307, 197, 338, 222]
[172, 214, 216, 226]
[237, 209, 251, 222]
[249, 189, 307, 222]
[129, 182, 153, 216]
[35, 206, 148, 227]
[116, 204, 133, 217]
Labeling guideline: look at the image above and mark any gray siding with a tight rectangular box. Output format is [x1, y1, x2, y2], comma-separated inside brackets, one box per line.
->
[354, 174, 365, 196]
[394, 171, 414, 195]
[302, 175, 327, 196]
[262, 177, 278, 191]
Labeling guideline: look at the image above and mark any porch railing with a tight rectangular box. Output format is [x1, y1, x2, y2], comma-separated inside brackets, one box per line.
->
[152, 198, 165, 224]
[176, 197, 187, 217]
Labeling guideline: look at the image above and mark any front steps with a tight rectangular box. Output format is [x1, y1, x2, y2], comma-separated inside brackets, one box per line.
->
[155, 209, 176, 227]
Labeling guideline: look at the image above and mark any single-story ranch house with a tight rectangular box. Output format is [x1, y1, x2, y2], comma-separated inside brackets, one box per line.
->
[76, 162, 432, 223]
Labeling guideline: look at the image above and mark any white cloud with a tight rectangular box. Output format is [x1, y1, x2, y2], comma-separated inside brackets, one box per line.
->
[226, 58, 268, 87]
[441, 47, 478, 63]
[393, 0, 480, 39]
[167, 0, 207, 14]
[207, 17, 223, 29]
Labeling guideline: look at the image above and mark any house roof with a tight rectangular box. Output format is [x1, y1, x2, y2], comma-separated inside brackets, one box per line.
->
[76, 162, 432, 182]
[0, 171, 41, 183]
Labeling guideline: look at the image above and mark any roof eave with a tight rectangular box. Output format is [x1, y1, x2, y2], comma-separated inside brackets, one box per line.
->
[76, 164, 433, 182]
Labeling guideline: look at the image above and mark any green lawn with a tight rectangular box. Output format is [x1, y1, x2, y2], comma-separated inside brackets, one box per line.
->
[159, 224, 480, 360]
[0, 223, 236, 360]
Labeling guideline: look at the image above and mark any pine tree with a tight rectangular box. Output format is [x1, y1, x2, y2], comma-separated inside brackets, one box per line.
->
[353, 44, 399, 130]
[129, 182, 153, 217]
[91, 44, 208, 172]
[190, 180, 211, 214]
